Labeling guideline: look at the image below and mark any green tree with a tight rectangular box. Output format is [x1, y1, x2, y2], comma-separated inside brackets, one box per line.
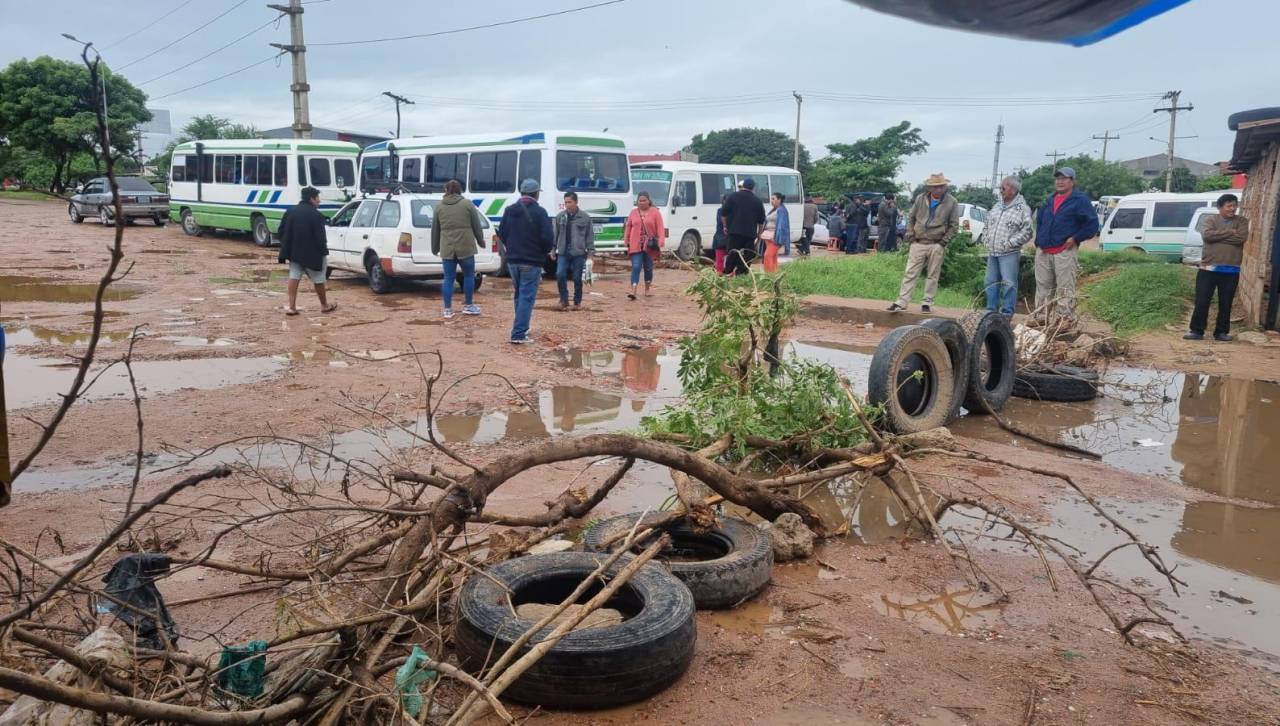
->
[684, 127, 811, 173]
[953, 183, 996, 208]
[151, 114, 261, 178]
[804, 122, 927, 200]
[1016, 155, 1145, 208]
[1195, 174, 1235, 193]
[0, 56, 150, 192]
[1153, 166, 1198, 193]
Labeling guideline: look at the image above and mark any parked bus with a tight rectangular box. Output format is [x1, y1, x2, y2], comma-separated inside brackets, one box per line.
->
[357, 131, 632, 260]
[629, 161, 804, 259]
[1099, 191, 1227, 260]
[168, 138, 360, 246]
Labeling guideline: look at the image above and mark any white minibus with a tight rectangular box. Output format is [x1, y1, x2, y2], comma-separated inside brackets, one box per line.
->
[1100, 191, 1228, 260]
[168, 138, 360, 246]
[629, 161, 804, 259]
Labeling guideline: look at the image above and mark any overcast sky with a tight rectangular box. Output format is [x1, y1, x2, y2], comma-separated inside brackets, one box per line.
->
[3, 0, 1276, 186]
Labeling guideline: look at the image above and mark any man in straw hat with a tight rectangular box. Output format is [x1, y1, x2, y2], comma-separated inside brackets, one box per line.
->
[889, 173, 959, 313]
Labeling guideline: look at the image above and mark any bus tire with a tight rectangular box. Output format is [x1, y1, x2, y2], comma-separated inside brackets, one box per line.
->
[251, 214, 272, 247]
[366, 255, 392, 294]
[675, 231, 700, 262]
[180, 209, 201, 237]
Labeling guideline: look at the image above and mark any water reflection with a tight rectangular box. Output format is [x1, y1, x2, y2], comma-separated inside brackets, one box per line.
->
[559, 347, 664, 394]
[868, 586, 1004, 634]
[1173, 501, 1280, 585]
[0, 275, 140, 303]
[1170, 375, 1280, 505]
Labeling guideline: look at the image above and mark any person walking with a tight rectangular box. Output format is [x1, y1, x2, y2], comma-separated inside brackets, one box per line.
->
[856, 199, 872, 253]
[432, 179, 486, 319]
[278, 186, 337, 316]
[1032, 167, 1099, 327]
[982, 176, 1033, 317]
[1186, 193, 1249, 342]
[553, 191, 595, 309]
[876, 195, 899, 253]
[888, 174, 959, 314]
[800, 196, 818, 256]
[762, 192, 790, 273]
[712, 196, 730, 274]
[722, 178, 765, 275]
[497, 179, 554, 344]
[826, 208, 844, 252]
[623, 191, 665, 299]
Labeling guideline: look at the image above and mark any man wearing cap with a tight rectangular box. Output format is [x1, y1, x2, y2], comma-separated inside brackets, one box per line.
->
[1032, 167, 1099, 326]
[497, 179, 555, 344]
[889, 174, 959, 313]
[721, 177, 766, 276]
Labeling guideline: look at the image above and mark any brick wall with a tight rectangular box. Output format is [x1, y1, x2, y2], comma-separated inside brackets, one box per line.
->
[1239, 142, 1280, 327]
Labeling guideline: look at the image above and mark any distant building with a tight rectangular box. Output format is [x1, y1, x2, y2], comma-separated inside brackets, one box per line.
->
[1118, 153, 1218, 181]
[262, 127, 388, 149]
[1225, 107, 1280, 330]
[629, 151, 699, 164]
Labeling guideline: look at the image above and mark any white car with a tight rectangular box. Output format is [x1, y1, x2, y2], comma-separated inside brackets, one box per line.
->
[1181, 207, 1217, 266]
[957, 203, 988, 242]
[325, 193, 502, 294]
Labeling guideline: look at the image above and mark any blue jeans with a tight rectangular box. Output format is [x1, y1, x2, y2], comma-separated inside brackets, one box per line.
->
[629, 252, 653, 286]
[441, 255, 475, 309]
[556, 253, 587, 305]
[508, 262, 542, 341]
[985, 252, 1021, 316]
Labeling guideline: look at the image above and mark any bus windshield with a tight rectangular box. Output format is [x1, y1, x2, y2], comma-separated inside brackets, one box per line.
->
[630, 169, 672, 206]
[557, 151, 630, 193]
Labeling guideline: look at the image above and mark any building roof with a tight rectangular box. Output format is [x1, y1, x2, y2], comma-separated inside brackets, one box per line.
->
[1118, 153, 1217, 177]
[1227, 107, 1280, 171]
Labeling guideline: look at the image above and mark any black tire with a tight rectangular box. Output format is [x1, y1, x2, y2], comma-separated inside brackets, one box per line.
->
[867, 325, 957, 434]
[99, 207, 111, 226]
[675, 231, 700, 261]
[153, 215, 166, 227]
[251, 214, 272, 247]
[366, 256, 392, 294]
[495, 243, 510, 277]
[180, 209, 201, 237]
[583, 513, 772, 609]
[919, 318, 969, 424]
[472, 273, 484, 291]
[454, 552, 695, 709]
[68, 203, 83, 223]
[959, 311, 1016, 415]
[1013, 364, 1100, 402]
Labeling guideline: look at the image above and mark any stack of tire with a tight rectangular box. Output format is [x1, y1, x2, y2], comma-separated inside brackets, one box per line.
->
[867, 311, 1017, 432]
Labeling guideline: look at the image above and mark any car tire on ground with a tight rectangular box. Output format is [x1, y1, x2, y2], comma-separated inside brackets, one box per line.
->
[180, 209, 201, 237]
[1012, 364, 1100, 402]
[454, 552, 696, 709]
[472, 273, 484, 291]
[867, 325, 957, 434]
[153, 215, 166, 227]
[919, 318, 969, 424]
[68, 204, 83, 224]
[583, 513, 772, 609]
[959, 311, 1017, 415]
[98, 207, 111, 226]
[676, 231, 700, 262]
[495, 243, 509, 277]
[366, 256, 392, 294]
[251, 214, 272, 247]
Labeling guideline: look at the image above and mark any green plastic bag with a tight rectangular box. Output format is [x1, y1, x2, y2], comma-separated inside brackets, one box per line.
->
[395, 645, 438, 717]
[217, 640, 268, 699]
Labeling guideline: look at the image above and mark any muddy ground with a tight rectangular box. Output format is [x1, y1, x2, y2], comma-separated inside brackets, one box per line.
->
[3, 196, 1280, 725]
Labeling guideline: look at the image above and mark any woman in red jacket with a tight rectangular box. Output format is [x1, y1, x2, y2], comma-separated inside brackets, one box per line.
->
[623, 191, 665, 300]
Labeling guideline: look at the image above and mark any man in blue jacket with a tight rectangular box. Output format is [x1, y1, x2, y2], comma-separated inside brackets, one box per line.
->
[1033, 167, 1099, 326]
[497, 179, 554, 344]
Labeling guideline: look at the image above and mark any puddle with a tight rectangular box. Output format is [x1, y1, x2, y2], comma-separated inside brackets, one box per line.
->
[158, 336, 239, 347]
[558, 347, 666, 393]
[3, 325, 129, 347]
[138, 249, 189, 255]
[218, 252, 265, 260]
[868, 585, 1004, 635]
[0, 275, 140, 303]
[3, 353, 285, 410]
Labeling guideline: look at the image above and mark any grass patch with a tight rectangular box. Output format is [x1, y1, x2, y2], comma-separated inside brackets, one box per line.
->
[1083, 263, 1194, 336]
[780, 253, 978, 308]
[1077, 249, 1168, 276]
[0, 190, 61, 202]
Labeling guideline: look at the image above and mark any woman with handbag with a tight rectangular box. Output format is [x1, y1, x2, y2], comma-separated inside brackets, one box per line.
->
[623, 191, 666, 300]
[762, 192, 790, 273]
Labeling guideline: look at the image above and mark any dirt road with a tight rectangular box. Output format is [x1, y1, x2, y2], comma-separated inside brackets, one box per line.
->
[3, 196, 1279, 724]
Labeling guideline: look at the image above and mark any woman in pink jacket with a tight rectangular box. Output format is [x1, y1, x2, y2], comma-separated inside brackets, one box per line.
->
[623, 191, 665, 300]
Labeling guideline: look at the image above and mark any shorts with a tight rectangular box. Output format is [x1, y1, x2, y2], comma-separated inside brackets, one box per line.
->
[288, 259, 326, 284]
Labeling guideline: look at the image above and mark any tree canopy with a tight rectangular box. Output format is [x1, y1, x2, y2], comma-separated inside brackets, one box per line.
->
[953, 183, 997, 208]
[684, 128, 811, 173]
[804, 122, 927, 200]
[1153, 166, 1198, 193]
[1195, 174, 1235, 193]
[0, 56, 150, 191]
[1016, 155, 1145, 208]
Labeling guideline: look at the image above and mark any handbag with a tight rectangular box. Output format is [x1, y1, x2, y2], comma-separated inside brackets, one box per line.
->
[637, 210, 660, 252]
[760, 229, 775, 242]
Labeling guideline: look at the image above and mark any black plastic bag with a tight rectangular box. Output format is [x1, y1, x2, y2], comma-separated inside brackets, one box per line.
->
[101, 553, 178, 649]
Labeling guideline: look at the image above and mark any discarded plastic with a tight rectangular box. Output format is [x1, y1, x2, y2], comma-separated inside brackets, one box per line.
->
[217, 640, 268, 699]
[395, 645, 438, 717]
[100, 553, 177, 649]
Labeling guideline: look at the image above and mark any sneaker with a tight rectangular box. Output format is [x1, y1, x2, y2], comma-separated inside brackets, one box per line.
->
[921, 304, 932, 314]
[573, 302, 582, 310]
[558, 300, 570, 310]
[510, 337, 533, 345]
[887, 303, 905, 313]
[1213, 333, 1233, 342]
[1183, 332, 1204, 341]
[442, 308, 454, 319]
[462, 304, 481, 315]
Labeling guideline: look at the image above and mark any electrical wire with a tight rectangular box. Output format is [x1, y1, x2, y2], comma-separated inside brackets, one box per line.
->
[138, 14, 283, 86]
[310, 0, 626, 46]
[148, 52, 284, 101]
[115, 0, 252, 71]
[100, 0, 198, 51]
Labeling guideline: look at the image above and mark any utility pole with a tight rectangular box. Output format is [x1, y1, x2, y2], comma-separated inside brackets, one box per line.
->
[1092, 130, 1120, 163]
[1045, 149, 1065, 170]
[990, 124, 1004, 192]
[1153, 90, 1193, 192]
[383, 92, 414, 138]
[269, 0, 311, 139]
[792, 91, 803, 171]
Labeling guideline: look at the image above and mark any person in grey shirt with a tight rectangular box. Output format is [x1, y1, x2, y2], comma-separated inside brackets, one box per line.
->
[553, 191, 596, 309]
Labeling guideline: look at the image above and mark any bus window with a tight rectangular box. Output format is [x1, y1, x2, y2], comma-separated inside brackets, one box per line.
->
[360, 156, 389, 184]
[274, 156, 287, 186]
[769, 175, 801, 203]
[402, 157, 421, 183]
[199, 155, 214, 184]
[736, 174, 769, 202]
[674, 180, 697, 207]
[631, 169, 672, 206]
[243, 156, 259, 185]
[557, 151, 628, 192]
[470, 151, 517, 193]
[700, 173, 734, 204]
[518, 150, 541, 187]
[215, 155, 240, 184]
[426, 153, 466, 192]
[334, 158, 354, 187]
[309, 158, 332, 187]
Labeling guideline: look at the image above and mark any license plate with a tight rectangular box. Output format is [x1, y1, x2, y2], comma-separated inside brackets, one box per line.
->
[592, 223, 603, 234]
[138, 196, 150, 204]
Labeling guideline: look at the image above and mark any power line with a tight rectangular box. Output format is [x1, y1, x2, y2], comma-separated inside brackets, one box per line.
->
[310, 0, 626, 46]
[116, 0, 252, 71]
[149, 52, 284, 101]
[138, 14, 283, 86]
[100, 0, 198, 51]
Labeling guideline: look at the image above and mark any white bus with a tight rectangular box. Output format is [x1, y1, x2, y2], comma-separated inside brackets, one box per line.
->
[168, 138, 360, 246]
[357, 131, 632, 256]
[629, 161, 805, 259]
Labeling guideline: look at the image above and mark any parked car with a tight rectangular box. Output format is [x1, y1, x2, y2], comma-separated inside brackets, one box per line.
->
[324, 193, 502, 294]
[957, 203, 988, 242]
[68, 176, 169, 226]
[1180, 207, 1218, 266]
[1099, 192, 1223, 260]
